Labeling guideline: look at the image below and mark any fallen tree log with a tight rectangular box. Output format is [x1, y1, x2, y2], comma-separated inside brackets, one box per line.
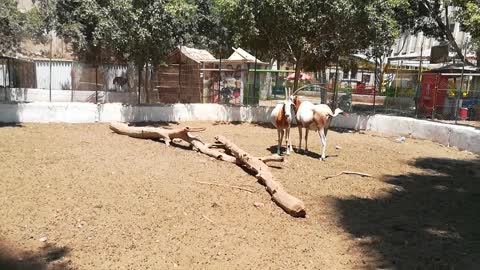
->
[215, 135, 306, 217]
[109, 123, 303, 217]
[109, 122, 237, 163]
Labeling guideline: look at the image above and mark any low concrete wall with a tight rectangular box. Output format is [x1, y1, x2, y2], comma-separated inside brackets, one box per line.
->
[0, 88, 137, 103]
[331, 114, 480, 154]
[99, 103, 273, 123]
[1, 102, 479, 154]
[0, 102, 274, 124]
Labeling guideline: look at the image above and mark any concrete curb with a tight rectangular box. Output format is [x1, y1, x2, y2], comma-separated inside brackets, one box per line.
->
[331, 114, 480, 154]
[1, 102, 479, 154]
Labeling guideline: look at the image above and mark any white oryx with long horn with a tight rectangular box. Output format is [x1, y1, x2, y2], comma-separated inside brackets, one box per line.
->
[291, 85, 348, 160]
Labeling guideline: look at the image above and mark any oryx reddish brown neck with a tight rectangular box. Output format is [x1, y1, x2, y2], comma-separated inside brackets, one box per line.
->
[276, 103, 290, 129]
[293, 96, 301, 114]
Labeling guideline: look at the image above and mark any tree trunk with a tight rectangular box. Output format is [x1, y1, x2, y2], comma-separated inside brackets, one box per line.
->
[215, 135, 306, 217]
[318, 66, 327, 104]
[477, 49, 480, 68]
[263, 59, 275, 99]
[109, 123, 237, 163]
[293, 52, 303, 94]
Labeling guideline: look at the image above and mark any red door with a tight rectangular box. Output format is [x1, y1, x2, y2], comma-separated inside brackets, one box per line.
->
[419, 73, 448, 116]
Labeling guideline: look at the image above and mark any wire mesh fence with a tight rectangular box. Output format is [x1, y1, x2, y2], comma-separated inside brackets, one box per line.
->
[1, 55, 479, 128]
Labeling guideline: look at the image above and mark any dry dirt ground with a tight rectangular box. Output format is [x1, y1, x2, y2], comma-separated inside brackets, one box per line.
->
[1, 122, 479, 270]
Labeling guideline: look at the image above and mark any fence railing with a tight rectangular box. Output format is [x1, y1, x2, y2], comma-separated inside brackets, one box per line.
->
[1, 56, 479, 128]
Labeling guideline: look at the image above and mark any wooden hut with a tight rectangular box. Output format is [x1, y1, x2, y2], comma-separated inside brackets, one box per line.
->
[153, 46, 216, 103]
[153, 46, 268, 105]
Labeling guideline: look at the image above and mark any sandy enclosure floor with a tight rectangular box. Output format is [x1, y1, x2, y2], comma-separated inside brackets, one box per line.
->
[1, 122, 479, 269]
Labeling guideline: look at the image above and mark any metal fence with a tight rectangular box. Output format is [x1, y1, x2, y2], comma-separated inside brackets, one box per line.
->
[328, 82, 480, 128]
[1, 56, 479, 128]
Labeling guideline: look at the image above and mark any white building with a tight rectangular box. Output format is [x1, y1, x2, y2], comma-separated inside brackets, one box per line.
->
[389, 12, 477, 68]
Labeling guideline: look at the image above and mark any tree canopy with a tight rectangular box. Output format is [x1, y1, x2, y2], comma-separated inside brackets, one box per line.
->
[3, 0, 479, 68]
[0, 0, 49, 56]
[0, 0, 25, 55]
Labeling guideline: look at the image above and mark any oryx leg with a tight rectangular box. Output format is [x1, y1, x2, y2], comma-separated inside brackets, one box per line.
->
[297, 126, 303, 152]
[305, 129, 309, 152]
[285, 127, 291, 155]
[318, 129, 327, 160]
[277, 129, 285, 155]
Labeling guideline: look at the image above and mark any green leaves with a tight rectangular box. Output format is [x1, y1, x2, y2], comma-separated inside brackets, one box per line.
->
[226, 0, 401, 68]
[7, 0, 476, 69]
[49, 0, 198, 64]
[0, 0, 27, 55]
[455, 1, 480, 40]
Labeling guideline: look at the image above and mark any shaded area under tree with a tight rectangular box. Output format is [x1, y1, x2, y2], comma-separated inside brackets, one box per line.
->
[335, 157, 480, 269]
[0, 241, 71, 270]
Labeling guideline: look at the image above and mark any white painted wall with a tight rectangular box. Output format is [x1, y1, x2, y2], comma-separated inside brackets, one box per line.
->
[0, 64, 9, 87]
[0, 88, 137, 103]
[0, 102, 479, 154]
[0, 102, 274, 124]
[35, 60, 72, 90]
[331, 114, 480, 154]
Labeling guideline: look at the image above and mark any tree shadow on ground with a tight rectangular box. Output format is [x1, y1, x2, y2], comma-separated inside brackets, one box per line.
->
[249, 122, 275, 129]
[213, 121, 244, 126]
[0, 241, 71, 270]
[266, 145, 293, 156]
[128, 121, 178, 127]
[335, 157, 480, 269]
[0, 123, 23, 128]
[266, 145, 340, 160]
[330, 127, 362, 134]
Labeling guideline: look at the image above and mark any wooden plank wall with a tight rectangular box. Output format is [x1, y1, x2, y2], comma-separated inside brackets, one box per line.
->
[7, 58, 37, 88]
[153, 52, 202, 103]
